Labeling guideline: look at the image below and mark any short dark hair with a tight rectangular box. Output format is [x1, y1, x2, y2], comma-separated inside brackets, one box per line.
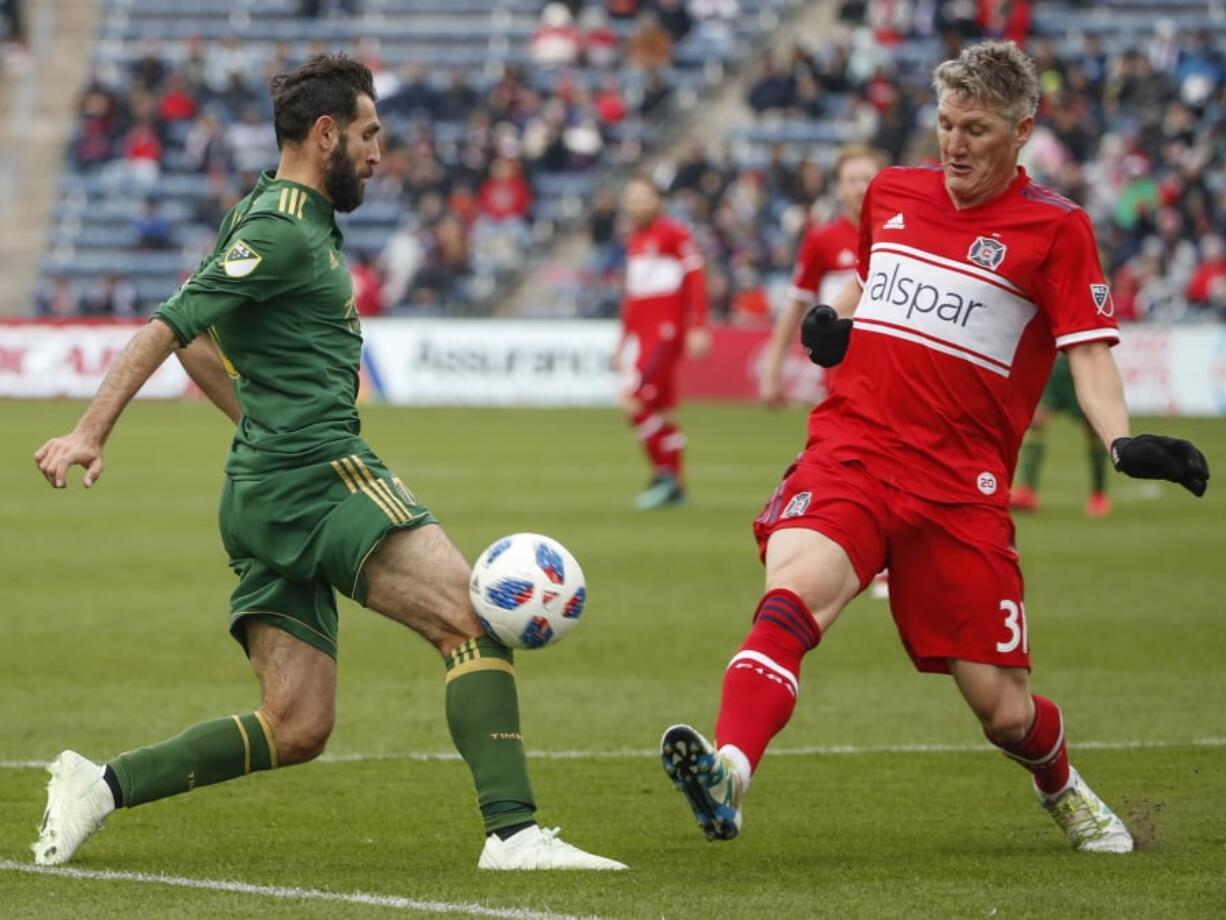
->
[270, 54, 376, 150]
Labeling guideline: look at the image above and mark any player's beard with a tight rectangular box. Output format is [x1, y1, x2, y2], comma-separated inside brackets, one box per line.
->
[324, 143, 365, 213]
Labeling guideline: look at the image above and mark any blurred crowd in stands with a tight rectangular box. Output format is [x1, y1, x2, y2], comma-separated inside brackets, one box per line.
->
[1, 0, 26, 75]
[583, 1, 1226, 324]
[42, 0, 727, 316]
[35, 0, 1226, 324]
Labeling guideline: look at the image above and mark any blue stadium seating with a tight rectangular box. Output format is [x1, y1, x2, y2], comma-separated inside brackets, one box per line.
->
[37, 0, 801, 314]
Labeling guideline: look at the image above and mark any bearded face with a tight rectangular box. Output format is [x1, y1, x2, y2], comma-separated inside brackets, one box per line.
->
[324, 139, 366, 213]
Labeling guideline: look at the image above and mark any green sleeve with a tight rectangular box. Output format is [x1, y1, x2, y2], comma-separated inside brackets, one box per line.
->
[153, 214, 312, 346]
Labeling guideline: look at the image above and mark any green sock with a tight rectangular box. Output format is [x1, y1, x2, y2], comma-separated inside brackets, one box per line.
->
[444, 636, 536, 833]
[1018, 435, 1045, 490]
[1088, 436, 1107, 493]
[108, 712, 276, 808]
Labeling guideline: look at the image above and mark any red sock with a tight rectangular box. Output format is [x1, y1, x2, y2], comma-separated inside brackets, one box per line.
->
[632, 410, 667, 474]
[714, 589, 821, 773]
[655, 421, 685, 483]
[987, 694, 1071, 795]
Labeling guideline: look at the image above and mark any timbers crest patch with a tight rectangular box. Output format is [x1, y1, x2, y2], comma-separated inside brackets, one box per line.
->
[967, 236, 1007, 271]
[222, 239, 263, 278]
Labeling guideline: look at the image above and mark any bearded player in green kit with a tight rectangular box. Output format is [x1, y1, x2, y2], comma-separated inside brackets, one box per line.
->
[32, 55, 624, 872]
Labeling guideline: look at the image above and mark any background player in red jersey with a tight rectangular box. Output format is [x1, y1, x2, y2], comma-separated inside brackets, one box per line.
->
[660, 42, 1209, 854]
[614, 175, 710, 509]
[759, 144, 885, 408]
[759, 144, 892, 599]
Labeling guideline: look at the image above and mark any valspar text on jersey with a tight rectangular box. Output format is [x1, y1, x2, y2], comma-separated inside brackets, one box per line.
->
[865, 260, 986, 328]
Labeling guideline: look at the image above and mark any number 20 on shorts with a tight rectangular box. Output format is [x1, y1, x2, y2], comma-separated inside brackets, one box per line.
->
[996, 599, 1028, 654]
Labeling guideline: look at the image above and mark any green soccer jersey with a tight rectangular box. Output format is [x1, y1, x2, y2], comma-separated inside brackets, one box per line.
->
[154, 170, 363, 477]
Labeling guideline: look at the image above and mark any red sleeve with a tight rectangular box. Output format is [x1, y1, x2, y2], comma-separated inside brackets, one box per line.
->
[676, 226, 708, 328]
[789, 227, 825, 304]
[856, 178, 878, 285]
[1032, 209, 1119, 350]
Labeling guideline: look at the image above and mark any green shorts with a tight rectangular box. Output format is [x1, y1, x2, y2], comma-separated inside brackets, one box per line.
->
[218, 444, 436, 659]
[1040, 353, 1080, 418]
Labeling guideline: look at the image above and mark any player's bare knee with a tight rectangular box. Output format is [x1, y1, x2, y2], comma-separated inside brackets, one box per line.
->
[979, 700, 1032, 742]
[289, 725, 332, 764]
[276, 714, 334, 765]
[764, 559, 858, 633]
[260, 705, 334, 765]
[766, 530, 860, 592]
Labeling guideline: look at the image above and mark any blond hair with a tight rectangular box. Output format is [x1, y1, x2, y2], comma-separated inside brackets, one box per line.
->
[932, 41, 1040, 124]
[833, 144, 888, 180]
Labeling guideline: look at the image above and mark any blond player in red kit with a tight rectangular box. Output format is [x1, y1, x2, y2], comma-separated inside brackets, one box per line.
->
[759, 145, 884, 408]
[614, 176, 710, 509]
[660, 42, 1208, 853]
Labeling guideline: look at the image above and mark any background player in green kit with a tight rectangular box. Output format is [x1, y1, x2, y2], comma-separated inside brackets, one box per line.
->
[31, 54, 624, 872]
[1010, 353, 1112, 517]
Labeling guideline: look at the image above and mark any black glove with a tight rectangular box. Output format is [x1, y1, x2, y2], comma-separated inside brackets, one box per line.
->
[800, 304, 853, 368]
[1111, 434, 1210, 497]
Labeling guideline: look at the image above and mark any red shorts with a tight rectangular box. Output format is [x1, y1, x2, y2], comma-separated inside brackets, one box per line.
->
[621, 325, 682, 412]
[753, 455, 1029, 674]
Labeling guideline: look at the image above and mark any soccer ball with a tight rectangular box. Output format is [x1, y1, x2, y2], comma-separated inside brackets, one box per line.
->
[469, 533, 587, 649]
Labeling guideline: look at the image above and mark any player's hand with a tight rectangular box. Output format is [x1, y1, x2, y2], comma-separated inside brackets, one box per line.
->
[685, 326, 712, 361]
[33, 432, 105, 489]
[800, 304, 852, 368]
[618, 394, 643, 416]
[758, 366, 785, 408]
[1111, 434, 1209, 497]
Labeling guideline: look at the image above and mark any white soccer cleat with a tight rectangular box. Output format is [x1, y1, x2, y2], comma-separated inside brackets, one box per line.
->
[1039, 768, 1134, 853]
[660, 724, 743, 841]
[478, 825, 627, 870]
[32, 750, 115, 866]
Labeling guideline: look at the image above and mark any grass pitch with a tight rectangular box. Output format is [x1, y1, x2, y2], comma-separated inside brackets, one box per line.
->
[1, 399, 1224, 919]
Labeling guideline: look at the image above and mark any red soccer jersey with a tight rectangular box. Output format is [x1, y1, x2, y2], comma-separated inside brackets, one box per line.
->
[789, 216, 860, 307]
[623, 217, 708, 335]
[808, 166, 1119, 505]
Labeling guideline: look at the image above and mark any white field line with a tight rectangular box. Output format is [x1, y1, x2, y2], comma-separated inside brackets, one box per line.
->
[0, 860, 607, 920]
[2, 737, 1222, 771]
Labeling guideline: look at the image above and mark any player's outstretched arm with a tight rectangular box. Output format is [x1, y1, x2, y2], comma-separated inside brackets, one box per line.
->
[1066, 342, 1130, 447]
[34, 319, 178, 489]
[759, 297, 807, 406]
[1068, 341, 1209, 497]
[176, 335, 241, 425]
